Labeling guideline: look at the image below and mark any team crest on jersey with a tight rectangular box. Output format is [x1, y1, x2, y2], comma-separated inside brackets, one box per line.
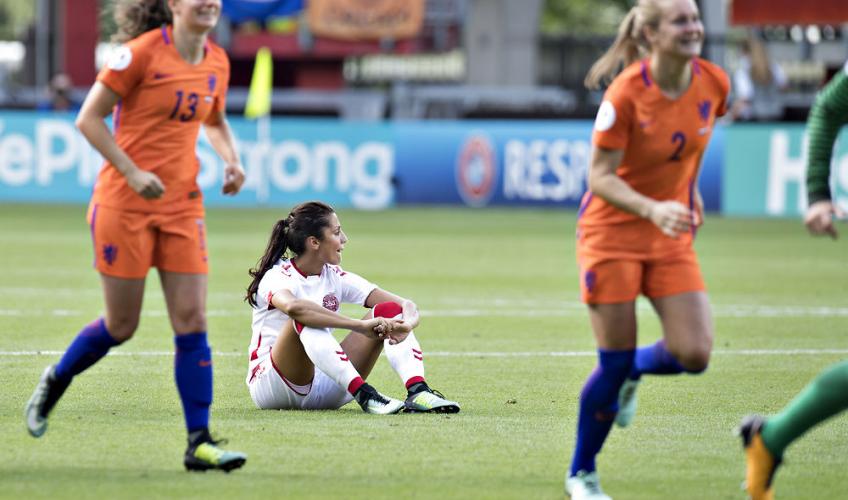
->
[107, 46, 132, 71]
[208, 74, 217, 92]
[698, 100, 712, 123]
[455, 134, 497, 207]
[322, 294, 339, 312]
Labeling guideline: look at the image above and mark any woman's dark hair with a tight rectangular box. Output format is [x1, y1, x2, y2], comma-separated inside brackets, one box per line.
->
[111, 0, 172, 43]
[246, 201, 336, 306]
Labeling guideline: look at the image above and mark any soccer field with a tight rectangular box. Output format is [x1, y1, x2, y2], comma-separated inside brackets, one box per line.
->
[2, 204, 847, 499]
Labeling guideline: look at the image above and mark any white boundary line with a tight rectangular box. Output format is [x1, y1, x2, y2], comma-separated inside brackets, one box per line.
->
[2, 349, 848, 358]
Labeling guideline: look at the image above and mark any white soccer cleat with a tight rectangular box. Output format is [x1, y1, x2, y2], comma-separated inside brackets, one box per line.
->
[614, 378, 640, 428]
[566, 470, 612, 500]
[25, 365, 70, 438]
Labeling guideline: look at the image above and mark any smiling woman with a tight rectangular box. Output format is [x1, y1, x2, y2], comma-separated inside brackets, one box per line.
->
[244, 201, 461, 416]
[24, 0, 247, 473]
[565, 1, 730, 499]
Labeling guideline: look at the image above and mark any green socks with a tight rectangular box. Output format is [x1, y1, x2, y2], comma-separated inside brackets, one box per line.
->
[761, 360, 848, 458]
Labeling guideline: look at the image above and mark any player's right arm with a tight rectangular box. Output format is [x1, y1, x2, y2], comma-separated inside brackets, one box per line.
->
[76, 83, 165, 199]
[589, 146, 691, 238]
[804, 66, 848, 238]
[270, 289, 387, 338]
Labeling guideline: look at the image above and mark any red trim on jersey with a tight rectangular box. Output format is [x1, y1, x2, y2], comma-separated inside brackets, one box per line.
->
[405, 376, 425, 389]
[250, 334, 262, 361]
[290, 259, 309, 278]
[269, 354, 311, 396]
[374, 301, 402, 318]
[248, 363, 262, 384]
[347, 376, 365, 395]
[266, 291, 275, 310]
[293, 319, 304, 334]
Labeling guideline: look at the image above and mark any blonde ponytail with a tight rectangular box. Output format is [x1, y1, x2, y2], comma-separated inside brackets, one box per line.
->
[584, 8, 645, 90]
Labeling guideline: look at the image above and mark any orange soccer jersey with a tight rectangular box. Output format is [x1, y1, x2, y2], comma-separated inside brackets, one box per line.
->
[577, 57, 729, 231]
[92, 25, 230, 214]
[575, 58, 729, 303]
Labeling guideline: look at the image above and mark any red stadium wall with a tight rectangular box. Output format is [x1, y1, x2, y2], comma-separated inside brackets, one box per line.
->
[62, 0, 98, 86]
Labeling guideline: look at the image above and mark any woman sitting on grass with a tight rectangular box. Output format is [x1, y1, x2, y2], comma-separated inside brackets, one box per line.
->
[244, 201, 460, 415]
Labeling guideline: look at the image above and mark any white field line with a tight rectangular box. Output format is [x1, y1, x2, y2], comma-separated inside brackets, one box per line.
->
[2, 287, 848, 317]
[2, 349, 848, 358]
[1, 305, 848, 318]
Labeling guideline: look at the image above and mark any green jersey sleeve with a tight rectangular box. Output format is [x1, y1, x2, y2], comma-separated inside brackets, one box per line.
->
[806, 66, 848, 204]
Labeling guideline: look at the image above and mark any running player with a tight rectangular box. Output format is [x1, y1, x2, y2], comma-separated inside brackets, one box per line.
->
[245, 201, 460, 415]
[738, 61, 848, 500]
[566, 1, 728, 498]
[24, 0, 247, 471]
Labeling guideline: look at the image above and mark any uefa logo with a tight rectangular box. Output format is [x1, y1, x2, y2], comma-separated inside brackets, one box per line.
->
[455, 134, 497, 207]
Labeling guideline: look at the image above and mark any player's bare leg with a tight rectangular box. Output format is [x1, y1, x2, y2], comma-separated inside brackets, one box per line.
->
[615, 292, 713, 428]
[650, 291, 713, 372]
[272, 313, 403, 415]
[160, 271, 246, 472]
[25, 274, 141, 438]
[568, 301, 636, 498]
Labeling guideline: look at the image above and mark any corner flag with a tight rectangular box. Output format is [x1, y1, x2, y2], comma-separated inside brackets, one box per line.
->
[245, 47, 273, 118]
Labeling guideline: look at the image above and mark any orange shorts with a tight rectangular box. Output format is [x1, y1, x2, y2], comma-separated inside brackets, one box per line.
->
[576, 222, 705, 304]
[87, 203, 208, 279]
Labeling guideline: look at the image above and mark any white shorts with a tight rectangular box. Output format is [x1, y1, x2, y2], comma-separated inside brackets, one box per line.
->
[247, 355, 354, 410]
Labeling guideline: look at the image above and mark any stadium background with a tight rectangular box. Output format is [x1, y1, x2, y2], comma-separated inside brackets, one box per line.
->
[1, 1, 847, 499]
[0, 0, 846, 215]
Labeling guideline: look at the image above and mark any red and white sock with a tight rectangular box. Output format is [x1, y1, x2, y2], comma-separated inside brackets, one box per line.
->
[384, 332, 425, 387]
[298, 326, 363, 395]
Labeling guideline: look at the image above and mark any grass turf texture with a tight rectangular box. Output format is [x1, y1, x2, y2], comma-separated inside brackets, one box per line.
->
[2, 204, 847, 499]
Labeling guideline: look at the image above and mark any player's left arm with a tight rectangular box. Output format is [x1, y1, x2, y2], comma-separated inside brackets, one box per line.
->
[204, 110, 245, 195]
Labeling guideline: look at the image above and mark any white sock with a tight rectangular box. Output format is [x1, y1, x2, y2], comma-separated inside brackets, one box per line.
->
[298, 326, 362, 392]
[384, 332, 425, 386]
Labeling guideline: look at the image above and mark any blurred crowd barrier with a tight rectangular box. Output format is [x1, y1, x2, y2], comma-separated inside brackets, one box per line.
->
[6, 112, 844, 217]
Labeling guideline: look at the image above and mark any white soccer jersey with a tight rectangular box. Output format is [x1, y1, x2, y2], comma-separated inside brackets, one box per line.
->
[246, 258, 377, 384]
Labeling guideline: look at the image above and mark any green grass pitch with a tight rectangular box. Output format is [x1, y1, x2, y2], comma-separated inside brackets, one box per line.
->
[2, 204, 846, 499]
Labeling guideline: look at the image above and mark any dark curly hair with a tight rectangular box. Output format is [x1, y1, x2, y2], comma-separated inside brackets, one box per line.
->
[111, 0, 172, 43]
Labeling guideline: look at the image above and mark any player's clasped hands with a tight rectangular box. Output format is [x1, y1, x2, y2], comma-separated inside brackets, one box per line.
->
[804, 200, 846, 239]
[363, 316, 413, 345]
[648, 200, 693, 238]
[127, 168, 165, 199]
